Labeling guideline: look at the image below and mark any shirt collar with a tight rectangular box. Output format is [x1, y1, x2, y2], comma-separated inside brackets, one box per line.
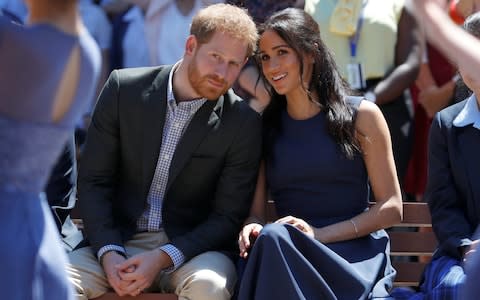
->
[453, 94, 480, 130]
[167, 61, 180, 105]
[167, 60, 206, 106]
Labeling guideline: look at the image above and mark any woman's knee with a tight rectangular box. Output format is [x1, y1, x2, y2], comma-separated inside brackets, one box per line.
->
[258, 223, 288, 242]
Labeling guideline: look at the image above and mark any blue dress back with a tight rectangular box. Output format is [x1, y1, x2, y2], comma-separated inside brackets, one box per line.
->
[0, 18, 100, 300]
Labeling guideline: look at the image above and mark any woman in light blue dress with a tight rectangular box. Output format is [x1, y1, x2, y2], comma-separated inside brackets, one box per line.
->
[0, 0, 100, 299]
[237, 9, 402, 299]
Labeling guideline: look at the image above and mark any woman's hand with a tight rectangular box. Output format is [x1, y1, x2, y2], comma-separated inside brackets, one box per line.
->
[275, 216, 315, 239]
[238, 223, 264, 258]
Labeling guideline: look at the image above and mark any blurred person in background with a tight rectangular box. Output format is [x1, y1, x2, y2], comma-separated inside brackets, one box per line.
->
[392, 9, 480, 299]
[0, 0, 100, 299]
[404, 0, 479, 203]
[305, 0, 422, 189]
[77, 0, 112, 127]
[108, 0, 224, 70]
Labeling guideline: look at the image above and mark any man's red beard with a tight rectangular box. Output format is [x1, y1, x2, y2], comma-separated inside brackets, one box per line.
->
[188, 56, 229, 100]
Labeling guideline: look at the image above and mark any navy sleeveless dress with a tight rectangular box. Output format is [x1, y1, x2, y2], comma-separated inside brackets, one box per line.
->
[0, 19, 100, 299]
[238, 99, 395, 299]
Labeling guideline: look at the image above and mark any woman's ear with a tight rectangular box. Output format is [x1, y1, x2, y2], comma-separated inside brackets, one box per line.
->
[305, 52, 315, 65]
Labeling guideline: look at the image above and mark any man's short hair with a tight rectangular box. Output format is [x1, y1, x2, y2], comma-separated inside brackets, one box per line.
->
[190, 3, 258, 58]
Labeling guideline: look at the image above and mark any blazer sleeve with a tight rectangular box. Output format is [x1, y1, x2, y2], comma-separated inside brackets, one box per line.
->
[77, 70, 124, 254]
[170, 109, 262, 260]
[425, 113, 473, 259]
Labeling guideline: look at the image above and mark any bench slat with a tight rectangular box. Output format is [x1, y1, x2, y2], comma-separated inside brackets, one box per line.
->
[397, 202, 432, 227]
[392, 261, 428, 287]
[389, 231, 437, 255]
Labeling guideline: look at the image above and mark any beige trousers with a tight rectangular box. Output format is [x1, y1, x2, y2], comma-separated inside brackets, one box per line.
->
[67, 231, 236, 300]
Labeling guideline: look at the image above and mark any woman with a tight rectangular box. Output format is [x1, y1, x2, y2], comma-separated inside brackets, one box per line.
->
[305, 0, 422, 186]
[237, 8, 402, 300]
[0, 0, 100, 299]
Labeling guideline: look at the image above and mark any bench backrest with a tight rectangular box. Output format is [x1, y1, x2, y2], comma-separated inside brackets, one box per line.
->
[388, 202, 436, 287]
[76, 201, 436, 292]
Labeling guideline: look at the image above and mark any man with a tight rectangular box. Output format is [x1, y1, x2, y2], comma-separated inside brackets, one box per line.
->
[67, 4, 260, 299]
[419, 11, 480, 300]
[392, 7, 480, 299]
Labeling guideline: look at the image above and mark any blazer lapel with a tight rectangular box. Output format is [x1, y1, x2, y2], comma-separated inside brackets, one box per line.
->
[141, 66, 172, 200]
[166, 95, 224, 191]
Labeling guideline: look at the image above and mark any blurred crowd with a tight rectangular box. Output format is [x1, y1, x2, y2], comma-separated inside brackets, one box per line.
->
[2, 0, 477, 203]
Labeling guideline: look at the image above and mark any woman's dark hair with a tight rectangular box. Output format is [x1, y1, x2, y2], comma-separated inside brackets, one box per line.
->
[258, 8, 360, 159]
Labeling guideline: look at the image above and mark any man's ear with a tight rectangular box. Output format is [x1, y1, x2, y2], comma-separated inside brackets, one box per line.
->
[185, 35, 197, 56]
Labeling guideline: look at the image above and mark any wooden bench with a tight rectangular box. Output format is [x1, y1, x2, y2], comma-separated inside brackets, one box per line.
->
[72, 202, 435, 299]
[388, 202, 436, 287]
[266, 200, 437, 288]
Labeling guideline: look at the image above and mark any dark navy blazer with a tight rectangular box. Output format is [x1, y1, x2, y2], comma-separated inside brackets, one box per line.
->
[426, 97, 480, 260]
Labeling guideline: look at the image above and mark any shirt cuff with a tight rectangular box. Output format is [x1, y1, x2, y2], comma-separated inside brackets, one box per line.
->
[97, 244, 127, 261]
[159, 244, 185, 273]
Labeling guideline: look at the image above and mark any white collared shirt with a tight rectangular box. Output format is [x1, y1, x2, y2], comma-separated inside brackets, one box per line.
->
[453, 94, 480, 130]
[137, 62, 206, 271]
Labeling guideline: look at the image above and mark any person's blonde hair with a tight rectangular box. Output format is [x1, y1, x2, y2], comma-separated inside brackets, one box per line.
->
[190, 3, 258, 58]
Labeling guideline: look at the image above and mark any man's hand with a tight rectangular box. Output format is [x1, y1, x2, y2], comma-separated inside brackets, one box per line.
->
[101, 251, 133, 296]
[116, 249, 172, 296]
[238, 223, 263, 258]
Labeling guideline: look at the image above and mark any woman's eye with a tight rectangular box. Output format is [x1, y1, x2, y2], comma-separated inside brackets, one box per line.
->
[260, 54, 269, 61]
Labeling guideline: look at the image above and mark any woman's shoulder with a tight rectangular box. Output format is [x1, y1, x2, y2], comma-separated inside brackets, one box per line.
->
[353, 99, 387, 137]
[344, 95, 380, 118]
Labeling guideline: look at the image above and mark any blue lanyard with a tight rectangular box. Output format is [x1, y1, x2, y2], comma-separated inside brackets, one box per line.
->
[349, 2, 366, 58]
